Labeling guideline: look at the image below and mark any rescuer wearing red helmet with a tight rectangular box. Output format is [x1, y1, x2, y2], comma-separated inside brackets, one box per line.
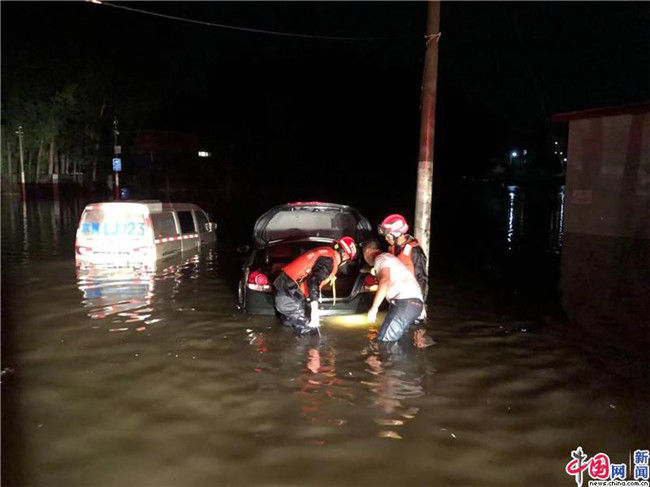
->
[272, 236, 357, 335]
[377, 214, 428, 300]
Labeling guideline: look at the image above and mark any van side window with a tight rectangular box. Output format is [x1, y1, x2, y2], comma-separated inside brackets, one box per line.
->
[151, 212, 177, 237]
[177, 211, 196, 234]
[194, 211, 208, 233]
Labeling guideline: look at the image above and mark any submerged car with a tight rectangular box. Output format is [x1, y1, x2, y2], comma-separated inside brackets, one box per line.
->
[75, 201, 217, 266]
[238, 201, 377, 315]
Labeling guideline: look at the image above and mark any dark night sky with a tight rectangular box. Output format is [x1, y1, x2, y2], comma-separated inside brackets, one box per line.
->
[2, 2, 649, 209]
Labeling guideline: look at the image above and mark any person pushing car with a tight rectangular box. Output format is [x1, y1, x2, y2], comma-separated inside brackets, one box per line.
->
[363, 239, 424, 342]
[273, 236, 357, 335]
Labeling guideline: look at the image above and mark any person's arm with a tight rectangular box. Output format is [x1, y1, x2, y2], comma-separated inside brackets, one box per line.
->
[367, 267, 391, 323]
[306, 256, 334, 328]
[307, 256, 334, 303]
[412, 246, 429, 300]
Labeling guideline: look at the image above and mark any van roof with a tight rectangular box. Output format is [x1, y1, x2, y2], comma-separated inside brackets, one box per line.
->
[83, 201, 205, 213]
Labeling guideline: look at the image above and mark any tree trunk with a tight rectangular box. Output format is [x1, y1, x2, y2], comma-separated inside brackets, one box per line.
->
[35, 139, 44, 182]
[48, 139, 55, 176]
[7, 139, 13, 177]
[26, 150, 33, 182]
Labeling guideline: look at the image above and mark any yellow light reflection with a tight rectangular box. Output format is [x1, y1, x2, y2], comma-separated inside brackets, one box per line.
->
[324, 313, 385, 328]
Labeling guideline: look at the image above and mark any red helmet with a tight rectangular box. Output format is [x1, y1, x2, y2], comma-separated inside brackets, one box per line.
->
[378, 214, 409, 237]
[336, 236, 357, 260]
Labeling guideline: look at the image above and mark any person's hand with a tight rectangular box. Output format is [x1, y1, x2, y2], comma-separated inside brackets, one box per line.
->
[308, 301, 320, 328]
[418, 306, 427, 321]
[367, 306, 378, 324]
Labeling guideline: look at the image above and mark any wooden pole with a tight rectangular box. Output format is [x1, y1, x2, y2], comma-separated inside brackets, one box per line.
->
[414, 0, 441, 274]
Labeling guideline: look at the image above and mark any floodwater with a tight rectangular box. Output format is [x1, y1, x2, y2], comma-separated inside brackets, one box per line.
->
[2, 191, 648, 486]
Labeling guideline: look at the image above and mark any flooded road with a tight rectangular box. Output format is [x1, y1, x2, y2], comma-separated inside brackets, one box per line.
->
[2, 194, 648, 486]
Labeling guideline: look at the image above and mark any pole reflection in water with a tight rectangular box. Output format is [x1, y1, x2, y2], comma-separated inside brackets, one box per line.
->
[22, 199, 29, 258]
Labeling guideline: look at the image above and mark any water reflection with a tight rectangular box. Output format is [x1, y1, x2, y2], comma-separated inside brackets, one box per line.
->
[1, 196, 86, 261]
[75, 249, 216, 326]
[362, 343, 424, 439]
[504, 184, 566, 254]
[3, 194, 648, 486]
[505, 185, 525, 252]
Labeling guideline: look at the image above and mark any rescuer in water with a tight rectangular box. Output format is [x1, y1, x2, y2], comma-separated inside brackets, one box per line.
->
[273, 236, 357, 335]
[377, 214, 428, 300]
[363, 239, 424, 342]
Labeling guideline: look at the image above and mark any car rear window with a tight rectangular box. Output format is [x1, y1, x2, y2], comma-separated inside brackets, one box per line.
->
[151, 212, 177, 238]
[263, 210, 358, 241]
[79, 208, 146, 238]
[177, 211, 196, 234]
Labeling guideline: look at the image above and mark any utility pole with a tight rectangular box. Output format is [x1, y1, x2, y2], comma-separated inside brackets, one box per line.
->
[113, 116, 120, 200]
[17, 125, 26, 201]
[414, 0, 441, 277]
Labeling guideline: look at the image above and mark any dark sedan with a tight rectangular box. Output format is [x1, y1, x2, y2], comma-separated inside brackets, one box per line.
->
[238, 202, 378, 315]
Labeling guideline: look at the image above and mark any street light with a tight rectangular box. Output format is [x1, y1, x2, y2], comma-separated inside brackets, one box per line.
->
[509, 151, 518, 167]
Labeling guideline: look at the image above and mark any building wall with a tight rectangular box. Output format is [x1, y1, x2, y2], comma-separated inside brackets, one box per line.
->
[561, 110, 649, 349]
[564, 111, 650, 238]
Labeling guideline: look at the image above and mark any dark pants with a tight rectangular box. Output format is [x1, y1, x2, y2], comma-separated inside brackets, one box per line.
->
[377, 298, 424, 342]
[273, 273, 314, 334]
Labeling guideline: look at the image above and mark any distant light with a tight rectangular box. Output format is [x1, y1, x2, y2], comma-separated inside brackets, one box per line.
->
[563, 158, 568, 162]
[554, 141, 559, 145]
[198, 151, 211, 158]
[559, 151, 563, 155]
[511, 151, 518, 158]
[554, 151, 558, 155]
[87, 0, 102, 3]
[522, 149, 527, 155]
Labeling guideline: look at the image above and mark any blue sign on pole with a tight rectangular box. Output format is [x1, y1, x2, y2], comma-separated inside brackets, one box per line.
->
[112, 158, 122, 172]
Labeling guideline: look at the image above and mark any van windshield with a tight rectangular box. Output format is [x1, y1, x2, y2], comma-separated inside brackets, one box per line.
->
[78, 208, 148, 240]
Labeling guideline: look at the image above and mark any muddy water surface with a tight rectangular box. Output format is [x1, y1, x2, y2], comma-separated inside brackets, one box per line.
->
[2, 196, 647, 486]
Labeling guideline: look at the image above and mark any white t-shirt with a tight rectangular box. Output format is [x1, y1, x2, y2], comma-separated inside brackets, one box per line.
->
[373, 253, 423, 302]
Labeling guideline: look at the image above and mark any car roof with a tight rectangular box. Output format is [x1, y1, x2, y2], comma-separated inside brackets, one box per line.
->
[83, 201, 206, 213]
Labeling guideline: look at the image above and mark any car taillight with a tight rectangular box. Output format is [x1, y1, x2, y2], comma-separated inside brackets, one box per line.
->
[361, 274, 378, 292]
[248, 270, 272, 292]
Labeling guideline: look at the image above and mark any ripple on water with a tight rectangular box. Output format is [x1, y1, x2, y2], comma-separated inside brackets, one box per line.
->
[3, 201, 648, 486]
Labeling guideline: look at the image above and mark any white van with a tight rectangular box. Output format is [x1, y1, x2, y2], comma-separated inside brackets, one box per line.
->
[75, 201, 216, 265]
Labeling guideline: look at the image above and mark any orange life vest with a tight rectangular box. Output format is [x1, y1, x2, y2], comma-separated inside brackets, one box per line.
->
[389, 237, 419, 275]
[282, 246, 340, 297]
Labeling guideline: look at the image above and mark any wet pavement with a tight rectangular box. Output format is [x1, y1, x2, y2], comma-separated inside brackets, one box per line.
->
[2, 193, 648, 486]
